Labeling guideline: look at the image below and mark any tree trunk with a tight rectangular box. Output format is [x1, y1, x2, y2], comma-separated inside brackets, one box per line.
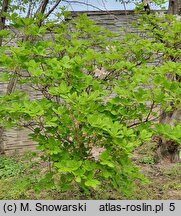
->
[156, 0, 181, 163]
[157, 110, 181, 163]
[0, 0, 9, 153]
[168, 0, 181, 15]
[0, 0, 9, 46]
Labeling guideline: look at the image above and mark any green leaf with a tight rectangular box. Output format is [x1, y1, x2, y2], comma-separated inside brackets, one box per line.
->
[85, 179, 100, 189]
[140, 129, 152, 141]
[100, 161, 115, 168]
[55, 160, 82, 173]
[83, 160, 96, 171]
[75, 176, 81, 183]
[0, 29, 10, 37]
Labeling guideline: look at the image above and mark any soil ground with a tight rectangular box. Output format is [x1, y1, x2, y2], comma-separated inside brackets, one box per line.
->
[0, 142, 180, 199]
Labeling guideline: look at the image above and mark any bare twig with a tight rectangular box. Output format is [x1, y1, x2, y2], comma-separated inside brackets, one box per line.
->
[35, 0, 49, 14]
[26, 0, 34, 18]
[45, 0, 62, 18]
[39, 0, 49, 14]
[128, 116, 159, 128]
[145, 100, 155, 122]
[62, 0, 104, 11]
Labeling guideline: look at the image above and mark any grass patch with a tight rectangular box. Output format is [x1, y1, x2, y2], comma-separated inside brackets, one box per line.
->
[0, 149, 181, 200]
[0, 156, 25, 179]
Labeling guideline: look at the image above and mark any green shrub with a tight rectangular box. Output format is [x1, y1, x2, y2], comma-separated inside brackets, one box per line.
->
[0, 12, 180, 195]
